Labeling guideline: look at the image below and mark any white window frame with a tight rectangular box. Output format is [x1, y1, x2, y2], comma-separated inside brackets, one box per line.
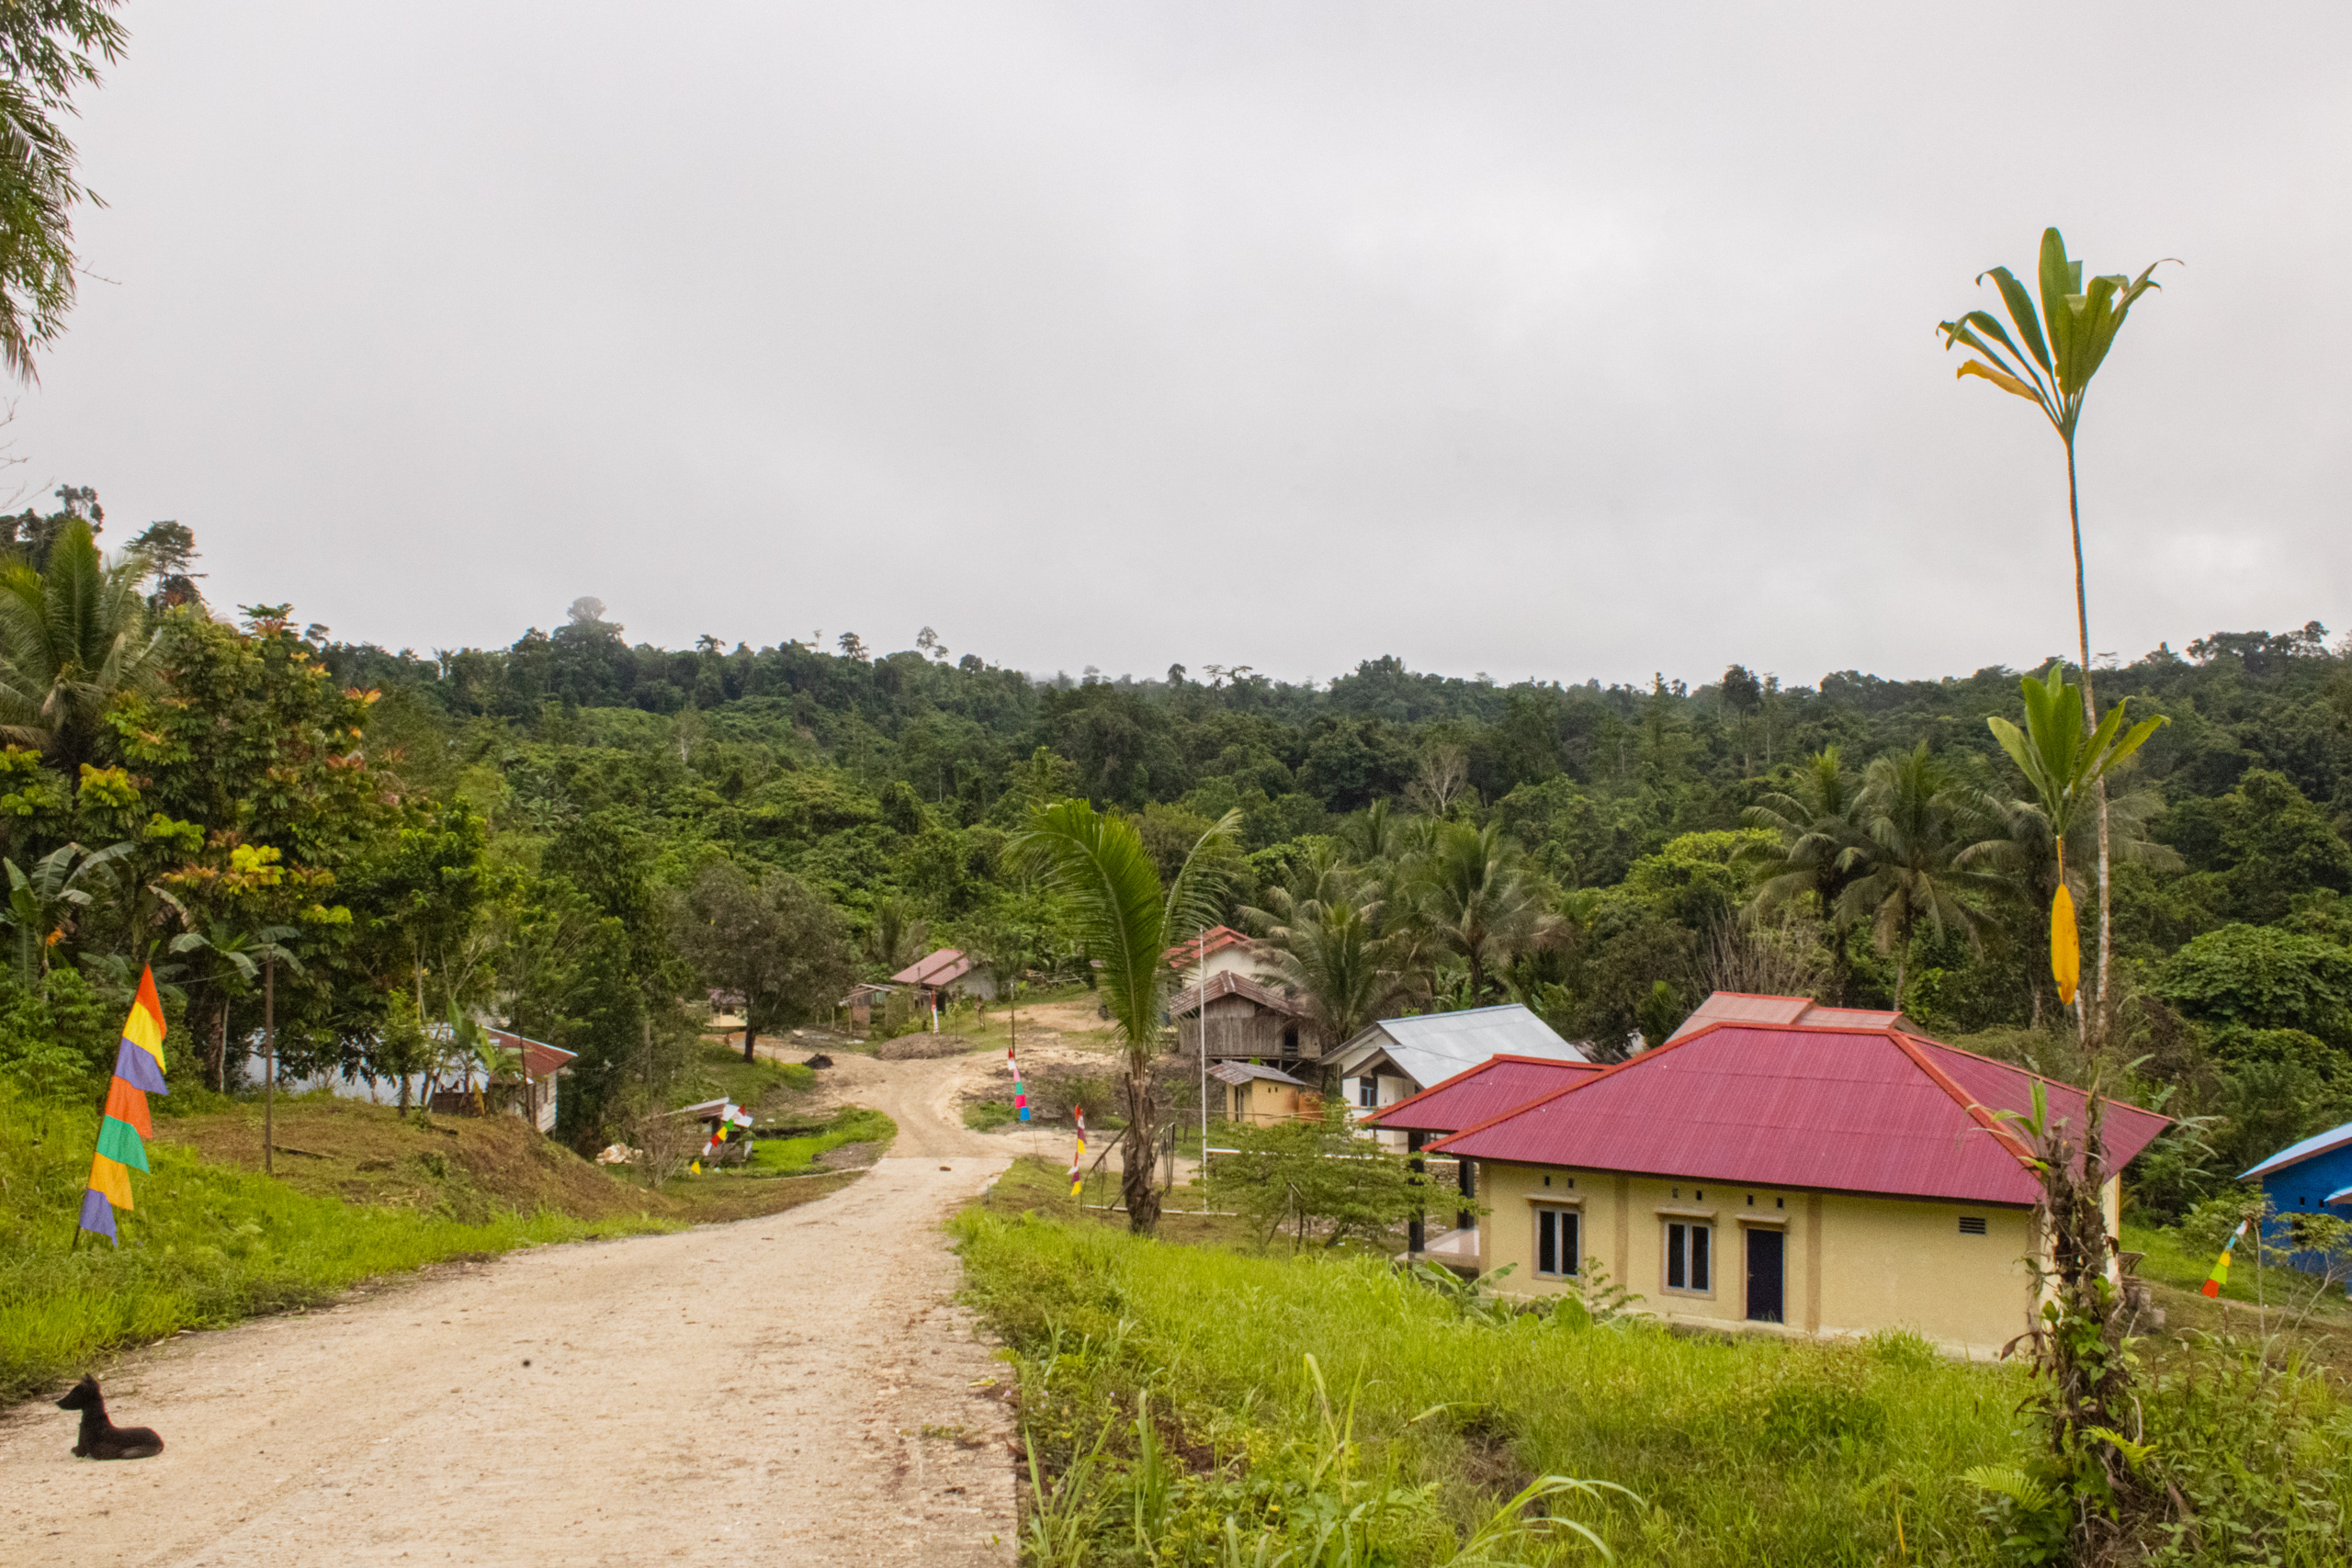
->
[1533, 1203, 1580, 1280]
[1663, 1218, 1714, 1297]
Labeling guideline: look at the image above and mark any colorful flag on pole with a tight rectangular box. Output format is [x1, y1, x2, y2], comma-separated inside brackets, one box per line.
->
[1007, 1043, 1029, 1122]
[79, 968, 168, 1246]
[1069, 1105, 1086, 1198]
[2201, 1219, 2251, 1298]
[702, 1101, 750, 1157]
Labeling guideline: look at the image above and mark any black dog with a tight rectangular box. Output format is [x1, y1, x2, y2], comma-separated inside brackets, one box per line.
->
[54, 1376, 164, 1460]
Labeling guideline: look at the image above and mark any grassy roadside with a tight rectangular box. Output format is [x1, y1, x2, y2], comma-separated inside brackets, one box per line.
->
[958, 1157, 2352, 1567]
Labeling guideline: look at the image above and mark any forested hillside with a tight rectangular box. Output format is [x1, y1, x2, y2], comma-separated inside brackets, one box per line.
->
[3, 497, 2346, 1216]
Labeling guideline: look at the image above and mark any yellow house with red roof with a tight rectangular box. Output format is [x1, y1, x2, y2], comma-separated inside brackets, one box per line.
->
[1424, 1010, 2169, 1359]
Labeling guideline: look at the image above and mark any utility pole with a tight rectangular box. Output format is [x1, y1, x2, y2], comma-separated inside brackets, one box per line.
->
[263, 951, 276, 1177]
[1197, 926, 1209, 1213]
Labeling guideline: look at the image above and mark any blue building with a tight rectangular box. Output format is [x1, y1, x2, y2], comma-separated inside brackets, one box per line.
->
[2242, 1122, 2352, 1276]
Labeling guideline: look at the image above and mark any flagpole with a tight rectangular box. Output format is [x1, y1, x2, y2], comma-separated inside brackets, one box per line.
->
[1197, 925, 1208, 1214]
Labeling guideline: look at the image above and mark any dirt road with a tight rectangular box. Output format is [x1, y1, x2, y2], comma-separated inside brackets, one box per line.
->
[0, 1053, 1017, 1567]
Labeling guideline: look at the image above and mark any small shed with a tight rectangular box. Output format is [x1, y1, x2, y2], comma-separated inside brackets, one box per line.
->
[841, 982, 895, 1032]
[425, 1028, 575, 1134]
[1171, 972, 1306, 1062]
[1208, 1060, 1315, 1125]
[2242, 1122, 2352, 1275]
[891, 948, 997, 1006]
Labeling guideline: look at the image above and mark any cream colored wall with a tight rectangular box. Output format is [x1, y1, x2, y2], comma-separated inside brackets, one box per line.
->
[1476, 1161, 2042, 1358]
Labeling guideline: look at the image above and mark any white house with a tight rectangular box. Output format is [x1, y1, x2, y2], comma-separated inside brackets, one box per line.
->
[1327, 1005, 1589, 1149]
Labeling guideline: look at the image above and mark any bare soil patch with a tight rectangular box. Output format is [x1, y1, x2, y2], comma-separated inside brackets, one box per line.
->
[875, 1032, 983, 1061]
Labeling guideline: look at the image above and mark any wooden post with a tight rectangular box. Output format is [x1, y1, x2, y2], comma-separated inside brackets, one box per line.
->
[263, 952, 276, 1177]
[1408, 1130, 1426, 1255]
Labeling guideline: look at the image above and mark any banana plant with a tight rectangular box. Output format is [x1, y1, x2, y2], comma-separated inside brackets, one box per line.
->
[1939, 227, 2174, 1045]
[0, 839, 131, 987]
[1986, 667, 2165, 1009]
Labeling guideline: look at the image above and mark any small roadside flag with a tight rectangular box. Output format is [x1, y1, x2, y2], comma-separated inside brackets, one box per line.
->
[1007, 1043, 1029, 1122]
[80, 969, 169, 1246]
[2201, 1219, 2250, 1298]
[1069, 1105, 1086, 1198]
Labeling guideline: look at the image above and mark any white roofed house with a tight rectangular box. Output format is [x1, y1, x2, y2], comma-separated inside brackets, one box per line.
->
[1208, 1061, 1316, 1125]
[1327, 1005, 1590, 1149]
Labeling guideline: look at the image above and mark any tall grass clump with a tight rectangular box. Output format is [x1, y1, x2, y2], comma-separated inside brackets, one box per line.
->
[956, 1209, 2352, 1566]
[955, 1209, 2031, 1566]
[0, 1087, 670, 1404]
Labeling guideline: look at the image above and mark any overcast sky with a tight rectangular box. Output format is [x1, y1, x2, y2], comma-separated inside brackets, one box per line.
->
[11, 4, 2348, 689]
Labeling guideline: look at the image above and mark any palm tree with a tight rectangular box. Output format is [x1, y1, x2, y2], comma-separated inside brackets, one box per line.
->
[1977, 665, 2169, 1024]
[1938, 227, 2170, 1045]
[1740, 748, 1866, 1003]
[1012, 798, 1237, 1234]
[0, 520, 162, 773]
[1409, 821, 1552, 1006]
[169, 921, 300, 1091]
[1838, 744, 2002, 1009]
[1242, 854, 1396, 1054]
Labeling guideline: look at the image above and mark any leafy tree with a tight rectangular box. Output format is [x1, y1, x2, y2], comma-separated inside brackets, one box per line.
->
[1219, 1110, 1423, 1249]
[1939, 226, 2172, 1049]
[0, 520, 160, 773]
[0, 838, 123, 985]
[1013, 797, 1237, 1233]
[2154, 924, 2352, 1052]
[668, 861, 853, 1062]
[0, 2, 125, 378]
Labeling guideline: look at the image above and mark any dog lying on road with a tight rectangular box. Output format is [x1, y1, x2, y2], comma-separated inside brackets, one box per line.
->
[55, 1376, 164, 1460]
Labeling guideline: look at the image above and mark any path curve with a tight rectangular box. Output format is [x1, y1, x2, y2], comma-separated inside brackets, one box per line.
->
[0, 1059, 1015, 1568]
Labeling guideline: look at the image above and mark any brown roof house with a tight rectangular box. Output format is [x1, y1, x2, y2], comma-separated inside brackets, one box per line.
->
[1171, 971, 1309, 1065]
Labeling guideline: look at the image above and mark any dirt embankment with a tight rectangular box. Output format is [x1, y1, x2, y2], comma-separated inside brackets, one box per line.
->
[153, 1097, 857, 1227]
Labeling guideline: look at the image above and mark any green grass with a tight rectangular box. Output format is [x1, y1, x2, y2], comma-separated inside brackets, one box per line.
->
[744, 1107, 896, 1172]
[965, 1099, 1018, 1131]
[956, 1190, 2036, 1567]
[0, 1088, 674, 1404]
[678, 1039, 817, 1111]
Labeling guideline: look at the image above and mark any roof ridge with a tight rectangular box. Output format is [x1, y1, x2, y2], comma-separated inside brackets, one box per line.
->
[1429, 1019, 1743, 1151]
[1884, 1031, 2039, 1168]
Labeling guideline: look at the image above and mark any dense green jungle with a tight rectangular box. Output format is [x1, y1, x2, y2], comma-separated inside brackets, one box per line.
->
[0, 496, 2346, 1220]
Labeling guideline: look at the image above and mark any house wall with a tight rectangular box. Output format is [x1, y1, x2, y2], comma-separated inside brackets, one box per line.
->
[1181, 995, 1292, 1060]
[1474, 1160, 2041, 1358]
[1224, 1080, 1316, 1125]
[2258, 1144, 2352, 1272]
[1345, 1072, 1416, 1151]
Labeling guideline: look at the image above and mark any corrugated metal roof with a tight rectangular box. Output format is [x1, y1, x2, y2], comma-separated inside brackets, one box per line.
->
[1209, 1061, 1308, 1087]
[1433, 1022, 2170, 1207]
[891, 948, 973, 987]
[1164, 926, 1252, 970]
[1332, 1005, 1589, 1090]
[486, 1028, 575, 1079]
[1170, 971, 1303, 1018]
[1664, 990, 1906, 1043]
[2241, 1120, 2352, 1181]
[1366, 1055, 1602, 1134]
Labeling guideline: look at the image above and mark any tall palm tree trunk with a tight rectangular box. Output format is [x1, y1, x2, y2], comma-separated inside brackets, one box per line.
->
[1121, 1055, 1159, 1231]
[2065, 441, 2113, 1052]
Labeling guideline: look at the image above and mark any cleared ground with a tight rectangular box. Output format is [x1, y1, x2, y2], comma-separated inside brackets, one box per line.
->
[0, 1052, 1017, 1567]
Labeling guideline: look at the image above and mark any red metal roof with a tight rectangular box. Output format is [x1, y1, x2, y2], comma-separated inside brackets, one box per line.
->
[1432, 1022, 2170, 1207]
[1169, 970, 1301, 1018]
[891, 948, 974, 987]
[1367, 1055, 1603, 1135]
[1164, 926, 1252, 970]
[486, 1028, 576, 1079]
[1664, 990, 1907, 1043]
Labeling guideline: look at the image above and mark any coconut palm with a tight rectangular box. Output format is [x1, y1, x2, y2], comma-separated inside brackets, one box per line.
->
[0, 520, 162, 773]
[1938, 227, 2171, 1044]
[1408, 820, 1552, 1006]
[1740, 748, 1867, 1003]
[1012, 798, 1238, 1234]
[1242, 856, 1397, 1053]
[1837, 743, 2004, 1010]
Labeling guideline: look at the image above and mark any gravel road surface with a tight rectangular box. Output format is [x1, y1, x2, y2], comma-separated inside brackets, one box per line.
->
[0, 1052, 1016, 1567]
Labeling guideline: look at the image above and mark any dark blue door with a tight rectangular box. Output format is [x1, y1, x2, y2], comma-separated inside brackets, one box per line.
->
[1747, 1227, 1785, 1323]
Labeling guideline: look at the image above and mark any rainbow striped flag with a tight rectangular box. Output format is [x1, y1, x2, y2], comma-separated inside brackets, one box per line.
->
[79, 969, 168, 1246]
[1069, 1105, 1086, 1197]
[2201, 1218, 2250, 1298]
[1007, 1043, 1029, 1122]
